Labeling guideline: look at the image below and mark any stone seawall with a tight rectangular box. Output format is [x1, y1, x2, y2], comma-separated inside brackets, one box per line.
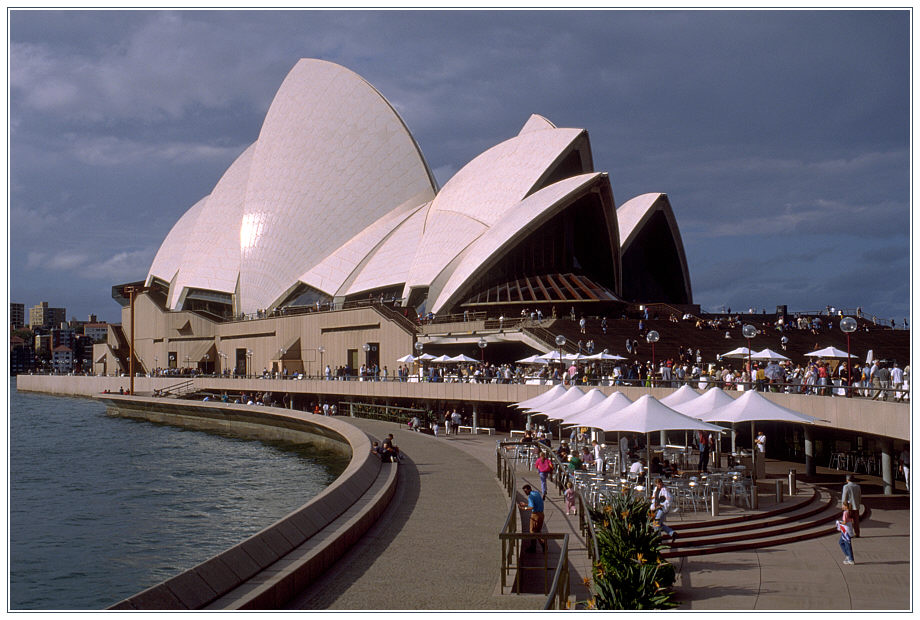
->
[95, 396, 397, 610]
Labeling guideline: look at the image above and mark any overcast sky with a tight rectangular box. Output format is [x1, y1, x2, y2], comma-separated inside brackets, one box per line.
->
[8, 9, 911, 325]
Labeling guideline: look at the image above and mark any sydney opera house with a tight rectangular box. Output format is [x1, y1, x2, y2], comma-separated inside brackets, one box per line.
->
[98, 59, 693, 377]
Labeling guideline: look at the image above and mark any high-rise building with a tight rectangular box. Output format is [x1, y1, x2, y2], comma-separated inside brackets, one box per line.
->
[10, 303, 25, 329]
[29, 301, 66, 330]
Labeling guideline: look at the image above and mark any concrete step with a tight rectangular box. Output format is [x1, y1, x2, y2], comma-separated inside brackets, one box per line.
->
[661, 483, 856, 559]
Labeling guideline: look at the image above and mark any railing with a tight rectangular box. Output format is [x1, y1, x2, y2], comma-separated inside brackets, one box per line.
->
[156, 379, 195, 397]
[496, 441, 570, 606]
[338, 401, 429, 425]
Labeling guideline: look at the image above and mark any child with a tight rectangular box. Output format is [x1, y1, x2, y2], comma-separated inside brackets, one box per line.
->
[837, 501, 856, 565]
[564, 482, 577, 514]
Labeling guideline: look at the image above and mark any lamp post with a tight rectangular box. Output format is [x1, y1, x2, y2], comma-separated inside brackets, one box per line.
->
[318, 345, 325, 379]
[646, 330, 659, 388]
[185, 355, 191, 371]
[555, 334, 566, 385]
[414, 340, 424, 380]
[246, 349, 253, 378]
[840, 317, 857, 397]
[218, 351, 226, 376]
[203, 353, 210, 376]
[478, 337, 487, 363]
[742, 324, 757, 390]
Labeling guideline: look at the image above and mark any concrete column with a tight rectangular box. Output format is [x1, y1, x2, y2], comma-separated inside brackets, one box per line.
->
[526, 413, 532, 431]
[881, 438, 894, 495]
[731, 428, 737, 454]
[349, 402, 354, 418]
[660, 430, 667, 447]
[473, 404, 479, 433]
[804, 425, 816, 476]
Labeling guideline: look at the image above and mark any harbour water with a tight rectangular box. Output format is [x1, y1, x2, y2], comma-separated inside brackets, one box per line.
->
[8, 379, 348, 609]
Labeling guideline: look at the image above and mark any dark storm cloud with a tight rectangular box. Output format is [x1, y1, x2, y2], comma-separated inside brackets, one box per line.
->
[7, 9, 910, 322]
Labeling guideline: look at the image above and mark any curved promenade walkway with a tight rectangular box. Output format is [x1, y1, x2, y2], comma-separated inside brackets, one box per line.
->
[288, 418, 910, 611]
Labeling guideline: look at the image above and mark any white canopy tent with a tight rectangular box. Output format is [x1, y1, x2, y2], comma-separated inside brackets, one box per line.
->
[539, 388, 608, 422]
[514, 384, 567, 411]
[447, 353, 478, 363]
[751, 348, 791, 361]
[527, 386, 586, 415]
[586, 351, 628, 361]
[697, 389, 819, 479]
[672, 387, 736, 417]
[563, 352, 592, 362]
[536, 351, 565, 361]
[804, 346, 857, 359]
[396, 354, 416, 363]
[659, 384, 701, 407]
[561, 391, 633, 427]
[516, 354, 550, 365]
[720, 346, 756, 358]
[430, 354, 454, 363]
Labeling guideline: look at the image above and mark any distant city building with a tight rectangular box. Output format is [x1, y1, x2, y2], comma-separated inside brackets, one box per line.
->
[83, 323, 109, 342]
[10, 303, 25, 329]
[51, 345, 74, 374]
[29, 301, 66, 330]
[9, 335, 35, 374]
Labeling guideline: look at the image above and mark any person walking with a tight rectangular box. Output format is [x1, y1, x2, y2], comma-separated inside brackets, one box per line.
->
[534, 451, 554, 499]
[592, 439, 604, 474]
[837, 501, 857, 564]
[842, 475, 862, 537]
[518, 484, 546, 552]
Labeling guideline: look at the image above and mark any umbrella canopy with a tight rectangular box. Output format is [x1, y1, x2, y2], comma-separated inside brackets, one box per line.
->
[527, 386, 586, 415]
[416, 353, 436, 361]
[536, 351, 565, 361]
[750, 348, 791, 361]
[563, 352, 591, 361]
[595, 394, 723, 434]
[585, 351, 627, 361]
[561, 391, 633, 427]
[720, 346, 756, 358]
[396, 354, 416, 363]
[671, 387, 736, 418]
[516, 354, 550, 365]
[659, 384, 700, 407]
[430, 354, 453, 363]
[804, 346, 857, 359]
[447, 353, 478, 363]
[514, 384, 568, 410]
[698, 389, 819, 424]
[539, 388, 608, 422]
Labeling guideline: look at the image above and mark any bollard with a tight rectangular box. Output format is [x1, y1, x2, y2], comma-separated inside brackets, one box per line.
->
[788, 469, 797, 495]
[775, 479, 783, 503]
[711, 491, 719, 516]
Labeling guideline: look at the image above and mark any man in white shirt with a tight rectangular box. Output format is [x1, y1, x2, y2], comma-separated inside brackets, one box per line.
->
[891, 363, 904, 396]
[651, 478, 676, 541]
[592, 439, 603, 474]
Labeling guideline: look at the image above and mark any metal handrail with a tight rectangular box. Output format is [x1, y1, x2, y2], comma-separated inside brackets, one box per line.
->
[543, 534, 570, 610]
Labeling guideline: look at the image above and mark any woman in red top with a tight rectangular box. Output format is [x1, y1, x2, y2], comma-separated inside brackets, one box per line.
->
[534, 452, 554, 500]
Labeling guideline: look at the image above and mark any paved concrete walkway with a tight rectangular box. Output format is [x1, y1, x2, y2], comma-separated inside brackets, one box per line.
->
[284, 419, 537, 610]
[286, 418, 910, 610]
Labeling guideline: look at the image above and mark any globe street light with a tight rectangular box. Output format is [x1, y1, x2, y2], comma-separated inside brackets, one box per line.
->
[555, 334, 566, 384]
[646, 330, 659, 387]
[478, 337, 487, 363]
[742, 324, 757, 389]
[318, 345, 325, 379]
[840, 317, 857, 398]
[246, 349, 253, 378]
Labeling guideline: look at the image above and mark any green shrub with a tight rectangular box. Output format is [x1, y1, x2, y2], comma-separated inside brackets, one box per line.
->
[587, 490, 677, 609]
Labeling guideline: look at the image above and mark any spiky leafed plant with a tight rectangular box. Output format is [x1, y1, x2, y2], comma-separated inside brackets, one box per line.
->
[587, 489, 677, 609]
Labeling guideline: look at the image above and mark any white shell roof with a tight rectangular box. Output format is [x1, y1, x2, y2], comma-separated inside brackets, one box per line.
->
[404, 126, 585, 292]
[430, 173, 606, 313]
[144, 59, 689, 318]
[237, 59, 437, 313]
[618, 192, 666, 249]
[169, 143, 255, 308]
[343, 201, 432, 296]
[148, 194, 209, 288]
